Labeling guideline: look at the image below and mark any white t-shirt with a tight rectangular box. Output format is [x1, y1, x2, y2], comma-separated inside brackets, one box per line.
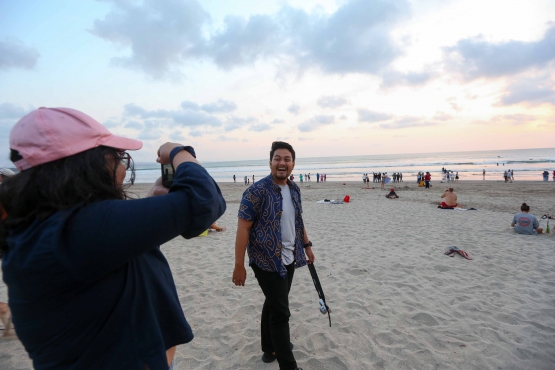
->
[278, 184, 296, 266]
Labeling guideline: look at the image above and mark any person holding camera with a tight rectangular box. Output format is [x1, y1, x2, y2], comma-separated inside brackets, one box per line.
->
[232, 141, 314, 370]
[0, 107, 226, 369]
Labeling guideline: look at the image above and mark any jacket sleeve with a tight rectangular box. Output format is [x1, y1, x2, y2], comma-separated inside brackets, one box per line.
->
[57, 162, 226, 281]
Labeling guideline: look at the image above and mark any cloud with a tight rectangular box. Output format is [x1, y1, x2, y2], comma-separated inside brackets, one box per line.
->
[181, 100, 200, 110]
[138, 121, 162, 140]
[189, 129, 203, 137]
[91, 0, 410, 78]
[0, 103, 31, 119]
[224, 115, 256, 131]
[90, 0, 210, 79]
[124, 120, 143, 129]
[317, 96, 348, 108]
[172, 110, 222, 127]
[123, 102, 222, 127]
[498, 74, 555, 106]
[444, 25, 555, 80]
[249, 123, 272, 132]
[358, 109, 392, 123]
[218, 135, 238, 141]
[288, 103, 301, 115]
[380, 69, 434, 89]
[271, 118, 285, 124]
[200, 99, 237, 113]
[433, 111, 453, 121]
[206, 14, 277, 69]
[446, 97, 462, 112]
[171, 131, 186, 141]
[379, 116, 436, 129]
[491, 114, 537, 125]
[298, 115, 335, 132]
[0, 39, 40, 71]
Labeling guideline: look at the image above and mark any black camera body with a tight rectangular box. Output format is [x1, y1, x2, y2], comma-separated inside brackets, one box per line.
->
[161, 164, 174, 188]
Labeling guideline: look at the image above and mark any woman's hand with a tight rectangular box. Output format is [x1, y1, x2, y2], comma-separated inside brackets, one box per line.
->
[147, 177, 169, 197]
[157, 143, 184, 164]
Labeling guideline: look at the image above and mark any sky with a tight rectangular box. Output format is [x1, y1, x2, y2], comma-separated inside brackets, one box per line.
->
[1, 0, 554, 164]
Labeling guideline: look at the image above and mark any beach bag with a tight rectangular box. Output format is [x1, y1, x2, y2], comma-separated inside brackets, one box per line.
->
[343, 195, 350, 203]
[419, 181, 424, 187]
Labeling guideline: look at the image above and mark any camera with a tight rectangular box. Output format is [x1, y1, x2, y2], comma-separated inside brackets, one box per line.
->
[161, 163, 174, 188]
[318, 299, 329, 314]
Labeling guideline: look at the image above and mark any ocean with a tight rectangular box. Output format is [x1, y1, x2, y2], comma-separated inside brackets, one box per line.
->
[129, 147, 555, 184]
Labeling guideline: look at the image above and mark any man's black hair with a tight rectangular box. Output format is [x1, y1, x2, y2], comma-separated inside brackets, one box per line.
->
[270, 141, 295, 161]
[0, 146, 135, 257]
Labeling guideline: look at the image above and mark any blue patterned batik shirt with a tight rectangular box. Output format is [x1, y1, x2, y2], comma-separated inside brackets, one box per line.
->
[238, 174, 307, 278]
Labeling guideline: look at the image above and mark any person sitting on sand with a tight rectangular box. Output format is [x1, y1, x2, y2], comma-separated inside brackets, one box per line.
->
[512, 203, 543, 234]
[385, 188, 399, 199]
[440, 188, 458, 208]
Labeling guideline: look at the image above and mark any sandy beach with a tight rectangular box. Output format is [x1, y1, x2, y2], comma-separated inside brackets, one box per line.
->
[1, 179, 554, 370]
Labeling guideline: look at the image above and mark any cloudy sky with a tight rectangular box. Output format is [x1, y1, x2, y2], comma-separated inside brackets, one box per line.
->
[1, 0, 554, 164]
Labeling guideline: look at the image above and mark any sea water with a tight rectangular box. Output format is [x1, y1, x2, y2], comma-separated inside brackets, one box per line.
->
[128, 147, 555, 184]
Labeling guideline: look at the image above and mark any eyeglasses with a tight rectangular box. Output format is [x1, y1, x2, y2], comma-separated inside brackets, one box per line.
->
[119, 152, 131, 170]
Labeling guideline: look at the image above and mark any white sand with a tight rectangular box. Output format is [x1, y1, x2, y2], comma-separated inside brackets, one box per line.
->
[1, 180, 554, 369]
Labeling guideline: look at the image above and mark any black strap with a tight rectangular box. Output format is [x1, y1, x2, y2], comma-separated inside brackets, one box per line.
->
[308, 263, 332, 327]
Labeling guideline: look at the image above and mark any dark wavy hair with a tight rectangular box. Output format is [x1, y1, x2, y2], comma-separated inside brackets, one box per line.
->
[270, 141, 295, 161]
[0, 146, 135, 257]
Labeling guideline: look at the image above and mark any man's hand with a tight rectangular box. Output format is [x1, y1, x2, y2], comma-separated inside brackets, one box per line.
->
[305, 246, 315, 264]
[232, 264, 247, 286]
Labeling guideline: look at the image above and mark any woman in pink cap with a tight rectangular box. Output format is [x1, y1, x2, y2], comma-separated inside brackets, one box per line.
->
[0, 107, 226, 370]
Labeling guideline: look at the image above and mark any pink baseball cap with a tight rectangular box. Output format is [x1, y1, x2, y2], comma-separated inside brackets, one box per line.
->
[10, 107, 143, 170]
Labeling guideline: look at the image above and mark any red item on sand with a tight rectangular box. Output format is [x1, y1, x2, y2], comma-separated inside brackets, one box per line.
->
[343, 195, 350, 203]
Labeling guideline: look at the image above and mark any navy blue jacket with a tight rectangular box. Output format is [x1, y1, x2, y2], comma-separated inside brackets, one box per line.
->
[2, 162, 226, 370]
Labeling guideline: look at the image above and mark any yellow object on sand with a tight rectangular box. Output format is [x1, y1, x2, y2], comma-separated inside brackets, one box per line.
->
[198, 230, 209, 237]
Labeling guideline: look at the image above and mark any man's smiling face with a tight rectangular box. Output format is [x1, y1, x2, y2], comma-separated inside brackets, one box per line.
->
[270, 148, 295, 184]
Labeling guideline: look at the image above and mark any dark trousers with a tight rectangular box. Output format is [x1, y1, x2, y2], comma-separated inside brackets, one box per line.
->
[251, 263, 296, 370]
[425, 180, 430, 188]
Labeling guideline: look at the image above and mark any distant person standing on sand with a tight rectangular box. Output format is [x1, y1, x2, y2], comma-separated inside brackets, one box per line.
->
[233, 174, 236, 183]
[316, 173, 320, 183]
[244, 176, 248, 185]
[424, 172, 431, 188]
[543, 171, 549, 181]
[232, 141, 314, 370]
[440, 188, 458, 208]
[0, 107, 226, 369]
[253, 175, 255, 184]
[512, 203, 543, 234]
[483, 169, 486, 180]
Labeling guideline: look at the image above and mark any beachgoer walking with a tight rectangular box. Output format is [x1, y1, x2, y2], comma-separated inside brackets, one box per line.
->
[232, 141, 314, 370]
[512, 203, 543, 234]
[300, 173, 303, 183]
[424, 172, 431, 188]
[316, 173, 320, 183]
[0, 107, 226, 369]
